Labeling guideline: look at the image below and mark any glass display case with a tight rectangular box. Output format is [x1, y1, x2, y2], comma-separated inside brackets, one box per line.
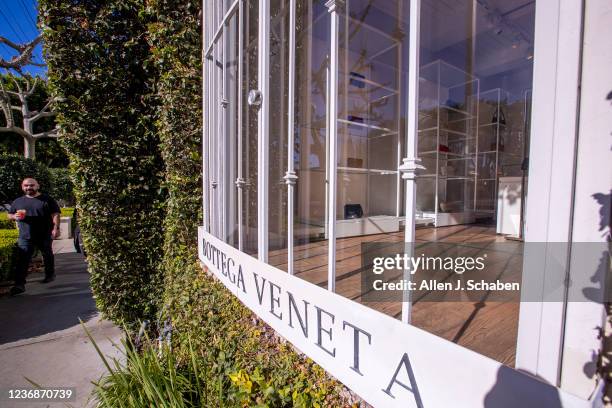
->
[335, 2, 404, 237]
[417, 60, 479, 226]
[475, 88, 526, 216]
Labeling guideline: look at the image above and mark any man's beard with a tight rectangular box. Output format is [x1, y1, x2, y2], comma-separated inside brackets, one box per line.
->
[25, 189, 37, 196]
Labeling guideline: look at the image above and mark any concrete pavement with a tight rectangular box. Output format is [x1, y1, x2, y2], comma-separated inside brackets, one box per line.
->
[0, 239, 123, 408]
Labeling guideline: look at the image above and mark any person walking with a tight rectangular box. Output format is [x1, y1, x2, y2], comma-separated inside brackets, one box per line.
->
[7, 178, 61, 296]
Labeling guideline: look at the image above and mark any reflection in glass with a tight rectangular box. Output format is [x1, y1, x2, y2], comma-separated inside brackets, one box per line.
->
[410, 0, 536, 366]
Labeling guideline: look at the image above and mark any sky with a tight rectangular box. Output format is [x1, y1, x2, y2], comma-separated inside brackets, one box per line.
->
[0, 0, 45, 77]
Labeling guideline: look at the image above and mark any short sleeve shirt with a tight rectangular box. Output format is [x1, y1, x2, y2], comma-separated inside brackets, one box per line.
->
[9, 194, 60, 240]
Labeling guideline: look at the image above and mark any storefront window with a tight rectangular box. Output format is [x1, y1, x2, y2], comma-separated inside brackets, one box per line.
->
[289, 1, 331, 278]
[409, 0, 535, 365]
[205, 0, 536, 367]
[326, 0, 411, 310]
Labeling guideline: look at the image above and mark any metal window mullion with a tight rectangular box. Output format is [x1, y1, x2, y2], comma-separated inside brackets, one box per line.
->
[203, 1, 211, 233]
[399, 0, 422, 324]
[284, 0, 297, 274]
[395, 41, 402, 218]
[257, 0, 270, 262]
[395, 0, 403, 218]
[216, 0, 224, 238]
[236, 0, 245, 251]
[220, 24, 229, 241]
[205, 0, 241, 58]
[324, 61, 330, 238]
[228, 14, 239, 246]
[210, 1, 219, 237]
[245, 1, 252, 249]
[217, 5, 228, 241]
[434, 58, 440, 227]
[325, 0, 343, 293]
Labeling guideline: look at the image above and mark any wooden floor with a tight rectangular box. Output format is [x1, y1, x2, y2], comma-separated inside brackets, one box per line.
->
[269, 224, 522, 366]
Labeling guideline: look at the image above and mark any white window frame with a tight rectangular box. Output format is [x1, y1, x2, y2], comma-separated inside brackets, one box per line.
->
[515, 0, 585, 386]
[202, 0, 601, 396]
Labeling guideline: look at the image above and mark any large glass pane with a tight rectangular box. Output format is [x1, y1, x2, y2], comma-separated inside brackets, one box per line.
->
[409, 0, 536, 366]
[334, 0, 408, 301]
[288, 1, 331, 281]
[225, 11, 241, 247]
[210, 7, 223, 239]
[267, 0, 290, 270]
[241, 0, 259, 255]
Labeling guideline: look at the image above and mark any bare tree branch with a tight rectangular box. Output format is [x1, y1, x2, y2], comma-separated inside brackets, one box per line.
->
[0, 75, 57, 159]
[31, 111, 56, 122]
[33, 128, 58, 139]
[0, 36, 43, 72]
[27, 77, 38, 96]
[0, 81, 15, 128]
[10, 76, 22, 94]
[29, 96, 57, 122]
[0, 36, 23, 51]
[0, 126, 29, 138]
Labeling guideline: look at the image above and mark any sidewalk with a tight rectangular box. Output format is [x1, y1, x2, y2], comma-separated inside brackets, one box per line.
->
[0, 239, 122, 408]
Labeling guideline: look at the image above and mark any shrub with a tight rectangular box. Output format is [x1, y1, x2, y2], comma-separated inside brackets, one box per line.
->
[0, 229, 19, 282]
[60, 207, 74, 218]
[147, 1, 348, 406]
[0, 154, 53, 205]
[41, 0, 166, 324]
[49, 167, 75, 206]
[87, 326, 205, 408]
[0, 213, 15, 230]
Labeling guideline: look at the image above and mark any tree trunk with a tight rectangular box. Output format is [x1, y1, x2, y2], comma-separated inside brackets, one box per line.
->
[24, 136, 35, 159]
[23, 114, 35, 160]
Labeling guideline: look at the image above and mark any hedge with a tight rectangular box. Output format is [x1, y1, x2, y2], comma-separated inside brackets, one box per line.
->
[147, 1, 350, 406]
[0, 213, 15, 230]
[41, 0, 352, 403]
[48, 167, 75, 206]
[40, 0, 166, 324]
[0, 154, 53, 204]
[0, 229, 19, 282]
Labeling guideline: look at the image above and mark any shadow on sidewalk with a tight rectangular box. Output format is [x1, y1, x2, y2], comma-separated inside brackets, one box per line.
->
[0, 252, 97, 345]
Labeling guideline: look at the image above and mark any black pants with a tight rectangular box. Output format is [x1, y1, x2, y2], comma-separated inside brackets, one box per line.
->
[14, 235, 54, 286]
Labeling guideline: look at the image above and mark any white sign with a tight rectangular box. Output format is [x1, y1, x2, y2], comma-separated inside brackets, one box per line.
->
[198, 228, 590, 408]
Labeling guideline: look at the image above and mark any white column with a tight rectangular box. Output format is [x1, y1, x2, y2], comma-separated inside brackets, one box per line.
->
[559, 0, 611, 399]
[325, 0, 344, 293]
[399, 0, 424, 324]
[257, 0, 270, 262]
[283, 0, 298, 275]
[515, 0, 584, 386]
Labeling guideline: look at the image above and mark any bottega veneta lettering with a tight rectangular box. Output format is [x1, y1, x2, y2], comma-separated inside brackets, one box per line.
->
[201, 236, 424, 406]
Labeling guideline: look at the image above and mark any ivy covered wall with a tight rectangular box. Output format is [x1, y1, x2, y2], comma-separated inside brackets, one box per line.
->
[41, 0, 353, 405]
[40, 0, 166, 324]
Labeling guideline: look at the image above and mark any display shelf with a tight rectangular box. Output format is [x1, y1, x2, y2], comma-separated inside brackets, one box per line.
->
[334, 4, 404, 238]
[474, 88, 525, 215]
[347, 73, 398, 95]
[416, 60, 479, 227]
[338, 118, 395, 133]
[338, 166, 398, 175]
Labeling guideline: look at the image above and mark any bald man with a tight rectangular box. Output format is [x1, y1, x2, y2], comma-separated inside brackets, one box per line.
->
[7, 178, 61, 296]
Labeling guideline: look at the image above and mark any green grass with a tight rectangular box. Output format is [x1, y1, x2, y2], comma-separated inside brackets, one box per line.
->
[86, 323, 207, 408]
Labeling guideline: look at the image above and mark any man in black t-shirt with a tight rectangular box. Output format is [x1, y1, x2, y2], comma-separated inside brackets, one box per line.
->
[7, 178, 61, 296]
